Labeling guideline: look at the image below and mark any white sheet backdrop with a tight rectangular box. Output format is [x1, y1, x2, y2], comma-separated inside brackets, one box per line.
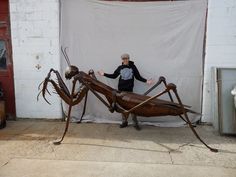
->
[60, 0, 207, 127]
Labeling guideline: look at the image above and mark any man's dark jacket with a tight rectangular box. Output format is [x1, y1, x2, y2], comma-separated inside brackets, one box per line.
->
[104, 61, 147, 92]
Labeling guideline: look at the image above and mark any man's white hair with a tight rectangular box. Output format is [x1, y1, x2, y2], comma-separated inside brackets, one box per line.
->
[121, 53, 130, 59]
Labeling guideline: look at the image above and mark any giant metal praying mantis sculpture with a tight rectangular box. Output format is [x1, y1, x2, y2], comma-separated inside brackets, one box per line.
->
[38, 47, 218, 152]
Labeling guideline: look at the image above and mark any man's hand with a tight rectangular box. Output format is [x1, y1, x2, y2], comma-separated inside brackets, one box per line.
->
[146, 79, 154, 85]
[97, 70, 104, 76]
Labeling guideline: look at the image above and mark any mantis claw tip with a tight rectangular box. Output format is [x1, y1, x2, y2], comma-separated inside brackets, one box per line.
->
[210, 148, 218, 153]
[53, 141, 61, 145]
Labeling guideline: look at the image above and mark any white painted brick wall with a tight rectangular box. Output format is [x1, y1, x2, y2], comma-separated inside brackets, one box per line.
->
[9, 0, 62, 119]
[202, 0, 236, 123]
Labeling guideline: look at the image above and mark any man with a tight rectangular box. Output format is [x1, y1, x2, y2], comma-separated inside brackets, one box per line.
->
[98, 53, 153, 130]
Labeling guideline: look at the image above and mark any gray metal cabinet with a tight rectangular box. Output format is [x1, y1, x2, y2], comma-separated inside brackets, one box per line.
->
[212, 68, 236, 134]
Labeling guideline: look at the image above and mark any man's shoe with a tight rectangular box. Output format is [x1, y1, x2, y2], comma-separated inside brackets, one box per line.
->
[134, 124, 141, 131]
[119, 121, 128, 128]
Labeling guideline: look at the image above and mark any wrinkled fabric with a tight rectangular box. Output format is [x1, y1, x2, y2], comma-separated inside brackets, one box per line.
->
[60, 0, 207, 127]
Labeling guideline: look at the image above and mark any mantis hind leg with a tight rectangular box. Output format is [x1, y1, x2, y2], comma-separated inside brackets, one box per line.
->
[171, 85, 218, 152]
[182, 112, 218, 152]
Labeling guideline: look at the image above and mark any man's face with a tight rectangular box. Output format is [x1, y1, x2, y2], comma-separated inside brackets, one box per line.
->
[122, 58, 129, 65]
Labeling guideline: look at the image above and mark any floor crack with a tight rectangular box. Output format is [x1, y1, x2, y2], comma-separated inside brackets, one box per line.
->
[0, 160, 10, 168]
[175, 142, 193, 151]
[168, 151, 174, 164]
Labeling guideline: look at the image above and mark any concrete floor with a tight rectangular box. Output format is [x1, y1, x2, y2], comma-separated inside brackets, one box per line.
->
[0, 120, 236, 177]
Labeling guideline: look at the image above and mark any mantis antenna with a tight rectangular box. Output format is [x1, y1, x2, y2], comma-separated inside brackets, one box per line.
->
[61, 46, 71, 66]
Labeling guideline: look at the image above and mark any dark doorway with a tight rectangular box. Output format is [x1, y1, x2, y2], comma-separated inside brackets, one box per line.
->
[0, 0, 16, 119]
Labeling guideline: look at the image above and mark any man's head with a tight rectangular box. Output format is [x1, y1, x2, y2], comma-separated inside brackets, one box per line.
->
[121, 53, 130, 65]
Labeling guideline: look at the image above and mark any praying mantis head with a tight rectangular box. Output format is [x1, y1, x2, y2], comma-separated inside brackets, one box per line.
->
[61, 46, 79, 80]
